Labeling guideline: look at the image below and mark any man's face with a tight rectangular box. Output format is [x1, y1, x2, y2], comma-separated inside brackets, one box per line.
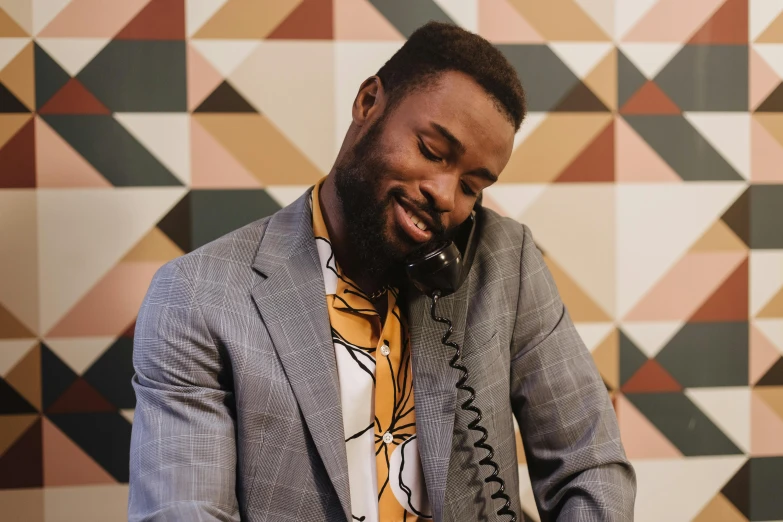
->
[334, 71, 516, 281]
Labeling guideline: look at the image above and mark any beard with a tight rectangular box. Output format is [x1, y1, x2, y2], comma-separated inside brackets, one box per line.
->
[333, 114, 446, 286]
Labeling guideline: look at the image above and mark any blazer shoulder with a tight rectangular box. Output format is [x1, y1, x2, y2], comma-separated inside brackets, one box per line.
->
[478, 206, 535, 253]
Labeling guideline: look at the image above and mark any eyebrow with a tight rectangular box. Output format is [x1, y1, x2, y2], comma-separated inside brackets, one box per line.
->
[430, 122, 498, 183]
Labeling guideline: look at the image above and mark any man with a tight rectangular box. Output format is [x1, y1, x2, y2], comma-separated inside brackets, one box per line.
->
[128, 21, 636, 522]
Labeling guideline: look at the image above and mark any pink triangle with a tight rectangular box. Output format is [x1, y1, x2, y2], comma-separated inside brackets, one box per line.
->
[616, 116, 681, 182]
[479, 191, 508, 217]
[478, 0, 544, 43]
[616, 394, 682, 459]
[751, 325, 781, 385]
[751, 50, 780, 111]
[47, 261, 161, 337]
[190, 118, 261, 189]
[35, 116, 110, 188]
[42, 417, 115, 486]
[333, 0, 404, 40]
[38, 0, 151, 37]
[187, 43, 223, 112]
[752, 118, 783, 182]
[751, 392, 783, 456]
[623, 0, 725, 42]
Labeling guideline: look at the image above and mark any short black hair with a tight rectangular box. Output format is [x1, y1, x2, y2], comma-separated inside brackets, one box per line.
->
[376, 21, 526, 131]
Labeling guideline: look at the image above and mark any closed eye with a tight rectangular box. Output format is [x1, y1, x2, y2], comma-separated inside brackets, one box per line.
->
[418, 138, 441, 162]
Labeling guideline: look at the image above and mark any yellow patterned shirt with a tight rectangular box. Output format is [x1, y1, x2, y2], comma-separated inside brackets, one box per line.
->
[311, 180, 431, 521]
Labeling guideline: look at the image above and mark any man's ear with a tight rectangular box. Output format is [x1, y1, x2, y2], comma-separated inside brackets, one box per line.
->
[352, 76, 383, 127]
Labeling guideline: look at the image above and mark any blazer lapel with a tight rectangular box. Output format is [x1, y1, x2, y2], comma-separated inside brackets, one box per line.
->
[250, 189, 351, 521]
[405, 277, 470, 522]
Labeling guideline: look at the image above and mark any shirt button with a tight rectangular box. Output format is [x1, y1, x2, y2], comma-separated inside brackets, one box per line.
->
[382, 432, 393, 444]
[380, 344, 390, 356]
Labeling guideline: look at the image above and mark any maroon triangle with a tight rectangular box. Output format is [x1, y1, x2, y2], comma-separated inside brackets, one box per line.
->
[38, 78, 110, 115]
[556, 120, 614, 182]
[267, 0, 333, 39]
[0, 117, 35, 188]
[621, 359, 682, 393]
[46, 378, 116, 414]
[0, 417, 42, 488]
[115, 0, 185, 40]
[689, 258, 748, 322]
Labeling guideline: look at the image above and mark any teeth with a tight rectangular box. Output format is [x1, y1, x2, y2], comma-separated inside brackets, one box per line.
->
[404, 209, 428, 231]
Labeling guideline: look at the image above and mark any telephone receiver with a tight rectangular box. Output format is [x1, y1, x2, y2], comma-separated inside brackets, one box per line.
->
[402, 197, 518, 522]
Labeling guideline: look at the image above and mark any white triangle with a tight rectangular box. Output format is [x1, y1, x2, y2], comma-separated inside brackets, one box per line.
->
[618, 42, 683, 79]
[0, 37, 30, 71]
[621, 321, 684, 358]
[751, 251, 783, 316]
[615, 0, 660, 41]
[432, 0, 478, 32]
[121, 409, 135, 423]
[686, 387, 751, 453]
[44, 336, 116, 374]
[483, 184, 546, 220]
[513, 112, 547, 151]
[0, 339, 37, 376]
[755, 318, 783, 354]
[632, 456, 746, 522]
[37, 187, 187, 333]
[753, 43, 783, 78]
[574, 0, 614, 39]
[574, 322, 616, 353]
[549, 42, 614, 79]
[186, 0, 229, 37]
[617, 182, 747, 318]
[265, 185, 311, 208]
[521, 185, 616, 317]
[114, 113, 191, 186]
[33, 0, 72, 35]
[750, 0, 783, 41]
[189, 39, 260, 77]
[35, 37, 110, 76]
[0, 0, 32, 33]
[229, 41, 334, 173]
[684, 112, 750, 180]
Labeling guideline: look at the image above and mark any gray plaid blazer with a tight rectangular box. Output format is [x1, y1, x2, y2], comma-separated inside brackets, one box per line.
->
[128, 187, 636, 521]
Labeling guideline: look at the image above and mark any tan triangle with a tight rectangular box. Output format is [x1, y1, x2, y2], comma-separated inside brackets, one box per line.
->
[690, 220, 748, 252]
[0, 41, 34, 111]
[122, 227, 184, 263]
[508, 0, 610, 40]
[0, 7, 28, 36]
[757, 11, 783, 43]
[756, 387, 783, 421]
[756, 114, 783, 148]
[0, 114, 31, 148]
[193, 113, 323, 184]
[503, 113, 612, 182]
[194, 0, 301, 38]
[42, 417, 115, 486]
[0, 414, 38, 456]
[591, 329, 619, 389]
[5, 343, 40, 410]
[758, 288, 783, 319]
[692, 493, 747, 522]
[542, 254, 611, 321]
[44, 337, 114, 375]
[584, 47, 617, 111]
[0, 301, 35, 339]
[121, 409, 134, 423]
[0, 339, 37, 376]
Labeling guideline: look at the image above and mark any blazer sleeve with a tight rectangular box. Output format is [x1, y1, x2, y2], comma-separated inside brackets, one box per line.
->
[508, 224, 637, 521]
[128, 261, 241, 522]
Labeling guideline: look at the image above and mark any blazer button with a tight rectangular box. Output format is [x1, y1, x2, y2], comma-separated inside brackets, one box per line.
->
[380, 344, 390, 356]
[382, 432, 393, 444]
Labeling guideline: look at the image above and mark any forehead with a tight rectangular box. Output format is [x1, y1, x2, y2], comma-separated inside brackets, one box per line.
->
[388, 71, 515, 161]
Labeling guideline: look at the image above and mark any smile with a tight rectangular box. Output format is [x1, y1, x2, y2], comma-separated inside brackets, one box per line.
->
[393, 197, 434, 243]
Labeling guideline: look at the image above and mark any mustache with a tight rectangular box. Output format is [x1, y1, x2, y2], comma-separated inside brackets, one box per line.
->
[386, 187, 446, 236]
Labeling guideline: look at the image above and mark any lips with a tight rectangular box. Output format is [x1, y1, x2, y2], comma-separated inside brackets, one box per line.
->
[393, 197, 434, 243]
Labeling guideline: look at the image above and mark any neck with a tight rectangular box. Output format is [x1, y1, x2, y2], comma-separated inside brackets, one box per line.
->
[319, 173, 386, 297]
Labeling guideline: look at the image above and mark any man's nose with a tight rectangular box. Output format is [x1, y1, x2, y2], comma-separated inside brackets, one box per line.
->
[419, 173, 458, 214]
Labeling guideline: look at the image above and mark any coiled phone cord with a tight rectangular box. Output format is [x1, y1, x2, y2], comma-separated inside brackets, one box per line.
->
[429, 291, 517, 522]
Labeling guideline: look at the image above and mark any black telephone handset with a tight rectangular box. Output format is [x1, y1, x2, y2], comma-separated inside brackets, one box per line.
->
[403, 203, 517, 522]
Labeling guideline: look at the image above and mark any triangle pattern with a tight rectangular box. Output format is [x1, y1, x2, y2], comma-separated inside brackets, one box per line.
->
[0, 339, 37, 376]
[267, 0, 332, 39]
[46, 378, 116, 414]
[0, 377, 38, 414]
[750, 49, 780, 111]
[193, 0, 300, 39]
[334, 0, 403, 40]
[616, 394, 682, 459]
[620, 81, 680, 115]
[688, 0, 749, 44]
[0, 115, 35, 188]
[0, 81, 29, 112]
[555, 119, 614, 182]
[758, 287, 783, 318]
[690, 220, 748, 252]
[721, 460, 750, 518]
[693, 493, 748, 522]
[756, 357, 783, 386]
[0, 6, 27, 36]
[194, 80, 257, 113]
[584, 47, 617, 111]
[5, 343, 41, 411]
[42, 417, 115, 486]
[37, 0, 151, 38]
[552, 81, 609, 112]
[757, 82, 783, 112]
[0, 418, 42, 488]
[187, 43, 223, 111]
[190, 117, 261, 188]
[750, 325, 781, 385]
[114, 113, 191, 186]
[549, 43, 613, 79]
[621, 321, 684, 359]
[35, 116, 110, 188]
[619, 43, 683, 79]
[686, 387, 751, 453]
[38, 78, 110, 115]
[689, 258, 749, 322]
[477, 0, 543, 43]
[44, 337, 115, 375]
[115, 0, 186, 40]
[615, 116, 681, 182]
[685, 112, 750, 180]
[756, 9, 783, 42]
[34, 37, 110, 77]
[621, 359, 682, 393]
[122, 227, 184, 262]
[622, 0, 726, 42]
[541, 254, 611, 322]
[591, 329, 619, 389]
[0, 413, 38, 456]
[751, 390, 783, 456]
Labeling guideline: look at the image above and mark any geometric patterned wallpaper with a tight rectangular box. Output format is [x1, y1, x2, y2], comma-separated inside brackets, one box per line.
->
[1, 0, 782, 520]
